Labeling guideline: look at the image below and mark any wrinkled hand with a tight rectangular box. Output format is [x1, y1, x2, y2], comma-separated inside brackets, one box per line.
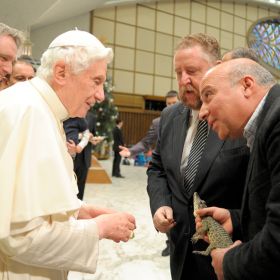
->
[153, 206, 176, 233]
[95, 212, 136, 242]
[211, 240, 242, 280]
[78, 204, 117, 219]
[195, 207, 233, 243]
[119, 145, 131, 157]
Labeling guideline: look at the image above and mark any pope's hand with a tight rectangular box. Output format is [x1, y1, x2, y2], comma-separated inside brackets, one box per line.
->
[95, 212, 136, 242]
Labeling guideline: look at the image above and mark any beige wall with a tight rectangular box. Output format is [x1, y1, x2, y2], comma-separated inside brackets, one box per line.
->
[31, 13, 90, 60]
[91, 0, 279, 97]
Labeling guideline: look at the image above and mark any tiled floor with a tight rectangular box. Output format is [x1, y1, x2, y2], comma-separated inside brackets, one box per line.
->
[68, 158, 171, 280]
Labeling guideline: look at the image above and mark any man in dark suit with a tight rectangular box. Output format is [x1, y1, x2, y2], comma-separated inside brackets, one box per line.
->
[147, 33, 250, 280]
[112, 118, 125, 178]
[196, 58, 279, 280]
[119, 90, 178, 256]
[74, 111, 97, 200]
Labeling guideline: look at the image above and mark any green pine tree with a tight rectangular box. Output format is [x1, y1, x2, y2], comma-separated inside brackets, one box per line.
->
[90, 77, 118, 158]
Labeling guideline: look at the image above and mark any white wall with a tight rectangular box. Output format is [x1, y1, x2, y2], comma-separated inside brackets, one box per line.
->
[31, 13, 90, 60]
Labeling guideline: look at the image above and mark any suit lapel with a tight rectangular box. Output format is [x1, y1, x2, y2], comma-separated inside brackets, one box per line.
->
[241, 84, 280, 216]
[172, 105, 189, 184]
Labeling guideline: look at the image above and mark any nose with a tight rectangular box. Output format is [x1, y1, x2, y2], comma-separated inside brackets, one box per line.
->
[199, 103, 209, 121]
[1, 61, 13, 77]
[179, 71, 191, 85]
[95, 86, 105, 103]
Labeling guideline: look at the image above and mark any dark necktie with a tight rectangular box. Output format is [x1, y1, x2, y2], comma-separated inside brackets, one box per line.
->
[184, 120, 208, 194]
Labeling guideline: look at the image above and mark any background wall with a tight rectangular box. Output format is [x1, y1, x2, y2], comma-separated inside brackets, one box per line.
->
[91, 0, 279, 98]
[31, 13, 90, 59]
[31, 0, 280, 98]
[30, 0, 280, 145]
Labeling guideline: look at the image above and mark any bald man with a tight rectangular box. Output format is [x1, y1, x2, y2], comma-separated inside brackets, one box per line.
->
[197, 58, 279, 279]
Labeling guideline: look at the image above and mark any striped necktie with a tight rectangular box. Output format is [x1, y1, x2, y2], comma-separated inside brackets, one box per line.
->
[184, 120, 208, 194]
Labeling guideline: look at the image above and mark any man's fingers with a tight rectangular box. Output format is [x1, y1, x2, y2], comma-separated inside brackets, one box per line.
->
[196, 207, 216, 217]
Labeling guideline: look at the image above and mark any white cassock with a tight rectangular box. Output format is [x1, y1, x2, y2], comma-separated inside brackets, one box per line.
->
[0, 77, 99, 279]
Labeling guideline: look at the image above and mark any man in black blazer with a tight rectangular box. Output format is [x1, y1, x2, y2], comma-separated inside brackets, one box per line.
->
[147, 33, 250, 280]
[197, 58, 279, 279]
[112, 118, 125, 178]
[119, 90, 178, 256]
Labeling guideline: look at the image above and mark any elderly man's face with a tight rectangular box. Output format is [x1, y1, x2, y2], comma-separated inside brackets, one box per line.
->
[9, 62, 35, 85]
[199, 68, 245, 140]
[63, 59, 107, 117]
[174, 45, 215, 110]
[0, 35, 17, 80]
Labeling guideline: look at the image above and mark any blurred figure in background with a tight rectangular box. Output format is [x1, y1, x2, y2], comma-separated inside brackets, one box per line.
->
[119, 90, 178, 160]
[8, 55, 36, 86]
[112, 118, 125, 178]
[222, 47, 259, 63]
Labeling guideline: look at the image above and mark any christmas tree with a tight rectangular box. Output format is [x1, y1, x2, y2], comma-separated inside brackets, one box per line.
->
[90, 77, 118, 158]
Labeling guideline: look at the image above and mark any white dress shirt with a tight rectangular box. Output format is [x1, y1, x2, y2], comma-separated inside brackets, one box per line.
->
[180, 110, 200, 175]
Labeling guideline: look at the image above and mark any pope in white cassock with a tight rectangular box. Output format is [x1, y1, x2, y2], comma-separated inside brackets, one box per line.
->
[0, 29, 136, 279]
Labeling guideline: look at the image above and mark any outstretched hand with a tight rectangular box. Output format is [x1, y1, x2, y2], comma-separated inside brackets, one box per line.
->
[95, 212, 136, 243]
[119, 145, 131, 157]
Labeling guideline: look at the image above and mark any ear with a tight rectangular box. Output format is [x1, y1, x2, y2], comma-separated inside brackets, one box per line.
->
[215, 60, 222, 65]
[53, 61, 68, 86]
[241, 76, 254, 98]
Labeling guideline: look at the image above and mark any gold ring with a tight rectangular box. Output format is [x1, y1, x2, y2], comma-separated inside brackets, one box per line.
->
[129, 231, 135, 239]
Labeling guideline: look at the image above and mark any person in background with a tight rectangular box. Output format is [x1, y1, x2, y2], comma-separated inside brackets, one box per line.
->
[75, 111, 98, 200]
[147, 33, 250, 280]
[64, 117, 90, 159]
[8, 55, 36, 86]
[119, 90, 178, 159]
[0, 29, 136, 279]
[196, 58, 278, 280]
[119, 89, 178, 257]
[222, 47, 259, 63]
[0, 22, 24, 89]
[112, 118, 125, 178]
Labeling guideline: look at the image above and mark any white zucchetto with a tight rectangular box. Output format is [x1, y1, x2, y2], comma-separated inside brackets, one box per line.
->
[48, 29, 113, 62]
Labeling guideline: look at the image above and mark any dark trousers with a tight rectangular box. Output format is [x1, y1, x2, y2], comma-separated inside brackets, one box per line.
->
[112, 151, 122, 176]
[74, 158, 88, 200]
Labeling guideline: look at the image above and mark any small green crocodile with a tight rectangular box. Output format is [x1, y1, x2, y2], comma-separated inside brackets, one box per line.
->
[191, 192, 233, 256]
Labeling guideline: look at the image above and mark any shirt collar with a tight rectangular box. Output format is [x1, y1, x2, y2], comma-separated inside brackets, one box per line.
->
[190, 109, 199, 121]
[29, 77, 68, 122]
[243, 93, 268, 151]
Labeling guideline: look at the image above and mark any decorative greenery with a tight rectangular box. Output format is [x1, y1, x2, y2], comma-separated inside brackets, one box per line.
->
[90, 76, 118, 143]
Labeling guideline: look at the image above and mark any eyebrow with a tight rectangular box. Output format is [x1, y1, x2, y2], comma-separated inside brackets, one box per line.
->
[200, 85, 213, 97]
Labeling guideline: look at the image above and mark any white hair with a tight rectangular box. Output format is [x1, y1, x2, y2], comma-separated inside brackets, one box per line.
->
[0, 22, 24, 49]
[36, 45, 113, 81]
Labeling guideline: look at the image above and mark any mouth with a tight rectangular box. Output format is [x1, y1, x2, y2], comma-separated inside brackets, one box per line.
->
[86, 101, 94, 108]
